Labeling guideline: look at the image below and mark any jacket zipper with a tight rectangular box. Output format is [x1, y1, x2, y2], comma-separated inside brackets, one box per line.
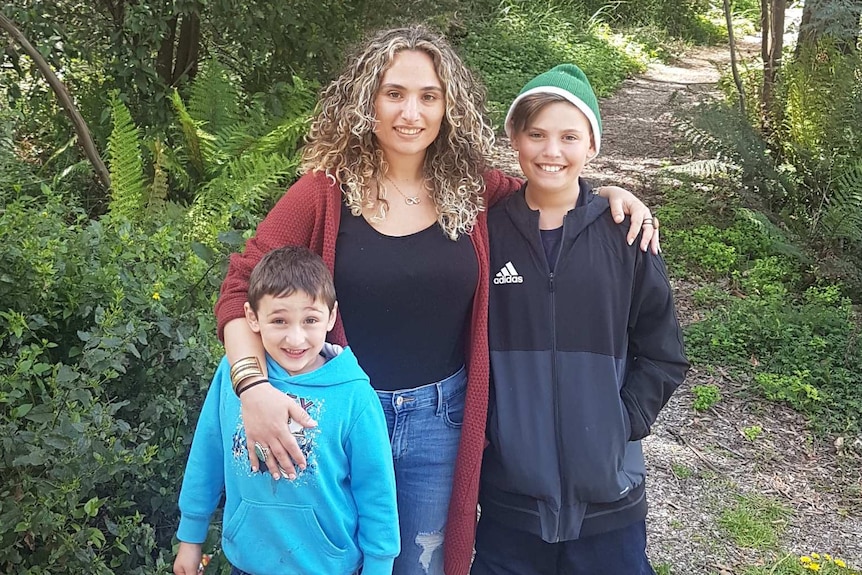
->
[549, 216, 567, 543]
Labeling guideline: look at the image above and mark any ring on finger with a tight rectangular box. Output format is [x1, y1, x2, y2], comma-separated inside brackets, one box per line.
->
[253, 441, 269, 463]
[642, 218, 654, 227]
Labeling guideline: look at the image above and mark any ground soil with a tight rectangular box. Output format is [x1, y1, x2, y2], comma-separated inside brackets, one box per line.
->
[487, 32, 862, 575]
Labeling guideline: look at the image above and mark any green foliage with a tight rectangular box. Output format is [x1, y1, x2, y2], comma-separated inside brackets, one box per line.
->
[742, 425, 762, 441]
[461, 0, 647, 127]
[718, 494, 791, 549]
[661, 180, 861, 435]
[107, 92, 148, 219]
[577, 0, 720, 42]
[0, 184, 223, 573]
[103, 60, 317, 243]
[692, 383, 722, 411]
[688, 40, 862, 292]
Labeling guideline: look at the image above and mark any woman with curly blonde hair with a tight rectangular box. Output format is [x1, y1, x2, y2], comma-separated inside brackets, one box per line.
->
[214, 25, 657, 575]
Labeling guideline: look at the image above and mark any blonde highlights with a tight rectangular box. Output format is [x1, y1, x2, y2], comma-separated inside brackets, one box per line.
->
[300, 25, 494, 240]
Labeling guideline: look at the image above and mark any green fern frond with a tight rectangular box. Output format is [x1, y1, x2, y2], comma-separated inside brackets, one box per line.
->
[107, 91, 147, 220]
[148, 140, 169, 211]
[171, 89, 216, 178]
[664, 159, 740, 179]
[250, 114, 312, 156]
[189, 59, 241, 134]
[213, 122, 258, 160]
[819, 163, 862, 243]
[184, 153, 300, 244]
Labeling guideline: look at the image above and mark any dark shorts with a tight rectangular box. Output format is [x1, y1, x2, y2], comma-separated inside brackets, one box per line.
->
[471, 516, 656, 575]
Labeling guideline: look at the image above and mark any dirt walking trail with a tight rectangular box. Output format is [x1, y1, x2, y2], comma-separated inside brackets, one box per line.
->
[489, 39, 862, 574]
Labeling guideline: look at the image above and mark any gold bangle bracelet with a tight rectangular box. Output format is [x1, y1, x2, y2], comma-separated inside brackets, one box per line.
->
[231, 369, 264, 393]
[230, 357, 261, 379]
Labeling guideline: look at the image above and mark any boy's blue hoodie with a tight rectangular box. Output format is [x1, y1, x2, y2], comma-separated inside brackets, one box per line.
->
[177, 345, 399, 575]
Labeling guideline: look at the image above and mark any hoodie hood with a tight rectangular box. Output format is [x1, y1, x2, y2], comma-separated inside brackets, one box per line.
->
[265, 345, 367, 388]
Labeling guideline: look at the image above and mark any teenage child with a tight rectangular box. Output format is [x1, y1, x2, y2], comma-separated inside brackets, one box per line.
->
[173, 246, 399, 575]
[473, 64, 690, 575]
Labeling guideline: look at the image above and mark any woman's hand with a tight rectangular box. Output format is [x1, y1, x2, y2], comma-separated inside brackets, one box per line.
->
[223, 317, 317, 480]
[241, 383, 317, 480]
[173, 542, 202, 575]
[597, 185, 660, 254]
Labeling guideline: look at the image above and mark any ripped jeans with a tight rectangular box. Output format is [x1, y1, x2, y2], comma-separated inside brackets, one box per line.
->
[376, 366, 466, 575]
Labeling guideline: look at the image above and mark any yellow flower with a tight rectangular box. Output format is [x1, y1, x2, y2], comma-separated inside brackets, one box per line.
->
[812, 554, 821, 560]
[835, 559, 846, 568]
[801, 557, 813, 564]
[825, 554, 833, 561]
[807, 564, 821, 572]
[152, 292, 161, 300]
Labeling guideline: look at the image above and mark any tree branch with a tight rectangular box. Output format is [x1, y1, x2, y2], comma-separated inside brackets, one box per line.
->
[0, 12, 111, 190]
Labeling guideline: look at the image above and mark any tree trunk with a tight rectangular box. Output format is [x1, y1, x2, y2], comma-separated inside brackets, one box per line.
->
[761, 0, 787, 131]
[724, 0, 747, 116]
[0, 13, 111, 190]
[172, 9, 201, 85]
[157, 16, 178, 85]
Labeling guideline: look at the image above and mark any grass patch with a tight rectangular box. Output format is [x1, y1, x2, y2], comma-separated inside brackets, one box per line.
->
[671, 463, 694, 479]
[718, 494, 791, 549]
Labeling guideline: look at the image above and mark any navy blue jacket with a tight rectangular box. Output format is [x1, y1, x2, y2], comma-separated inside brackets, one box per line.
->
[481, 182, 689, 543]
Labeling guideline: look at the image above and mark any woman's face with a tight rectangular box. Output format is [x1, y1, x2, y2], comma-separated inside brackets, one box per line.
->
[373, 49, 446, 164]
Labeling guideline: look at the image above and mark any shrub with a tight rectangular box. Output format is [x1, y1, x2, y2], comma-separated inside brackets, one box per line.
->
[0, 185, 224, 573]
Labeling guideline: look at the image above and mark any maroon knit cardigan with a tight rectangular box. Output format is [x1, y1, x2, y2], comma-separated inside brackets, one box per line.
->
[216, 169, 521, 575]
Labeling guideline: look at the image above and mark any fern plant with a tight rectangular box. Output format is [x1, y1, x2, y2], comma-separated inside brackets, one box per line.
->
[104, 59, 317, 245]
[107, 91, 147, 219]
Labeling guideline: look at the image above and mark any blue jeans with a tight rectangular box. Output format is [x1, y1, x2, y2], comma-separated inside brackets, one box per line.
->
[376, 367, 466, 575]
[472, 516, 656, 575]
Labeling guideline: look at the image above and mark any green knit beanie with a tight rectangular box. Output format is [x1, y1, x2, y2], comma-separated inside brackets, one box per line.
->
[504, 63, 602, 155]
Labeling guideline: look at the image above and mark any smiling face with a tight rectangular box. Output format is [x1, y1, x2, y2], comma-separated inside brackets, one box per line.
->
[372, 49, 446, 163]
[511, 100, 596, 199]
[244, 292, 337, 376]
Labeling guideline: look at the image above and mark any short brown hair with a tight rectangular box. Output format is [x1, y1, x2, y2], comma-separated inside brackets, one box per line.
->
[247, 246, 336, 312]
[508, 92, 577, 136]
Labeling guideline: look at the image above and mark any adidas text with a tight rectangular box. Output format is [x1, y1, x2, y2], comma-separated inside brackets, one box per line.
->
[494, 275, 523, 284]
[494, 261, 524, 284]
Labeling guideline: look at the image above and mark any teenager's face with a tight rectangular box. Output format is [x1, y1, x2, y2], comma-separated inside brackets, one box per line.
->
[373, 49, 446, 164]
[511, 101, 596, 197]
[245, 292, 337, 376]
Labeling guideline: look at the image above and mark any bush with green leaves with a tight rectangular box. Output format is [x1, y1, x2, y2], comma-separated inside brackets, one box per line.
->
[0, 185, 225, 573]
[461, 0, 647, 127]
[685, 272, 860, 435]
[685, 40, 862, 294]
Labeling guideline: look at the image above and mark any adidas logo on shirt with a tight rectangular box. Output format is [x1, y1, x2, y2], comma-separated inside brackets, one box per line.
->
[493, 261, 524, 284]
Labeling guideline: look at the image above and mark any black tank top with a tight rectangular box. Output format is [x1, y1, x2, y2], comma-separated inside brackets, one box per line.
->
[334, 204, 478, 391]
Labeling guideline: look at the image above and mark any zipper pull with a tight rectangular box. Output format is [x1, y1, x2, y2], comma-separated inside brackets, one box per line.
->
[549, 273, 555, 293]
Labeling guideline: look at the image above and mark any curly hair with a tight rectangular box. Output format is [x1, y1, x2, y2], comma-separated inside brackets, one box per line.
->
[300, 25, 494, 240]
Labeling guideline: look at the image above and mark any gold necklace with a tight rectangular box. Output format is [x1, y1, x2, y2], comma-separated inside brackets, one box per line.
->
[385, 176, 423, 206]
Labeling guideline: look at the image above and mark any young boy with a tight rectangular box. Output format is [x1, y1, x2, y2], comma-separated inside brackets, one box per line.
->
[173, 246, 399, 575]
[474, 64, 690, 575]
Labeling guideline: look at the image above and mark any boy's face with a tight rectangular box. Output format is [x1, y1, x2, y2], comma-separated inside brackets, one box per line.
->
[511, 101, 596, 198]
[244, 291, 337, 376]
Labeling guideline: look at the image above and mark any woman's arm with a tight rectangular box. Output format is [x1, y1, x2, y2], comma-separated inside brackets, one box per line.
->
[483, 171, 661, 254]
[595, 185, 660, 254]
[216, 175, 326, 479]
[223, 318, 315, 479]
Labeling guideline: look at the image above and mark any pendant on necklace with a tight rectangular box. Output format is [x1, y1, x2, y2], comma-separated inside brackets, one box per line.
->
[404, 196, 421, 205]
